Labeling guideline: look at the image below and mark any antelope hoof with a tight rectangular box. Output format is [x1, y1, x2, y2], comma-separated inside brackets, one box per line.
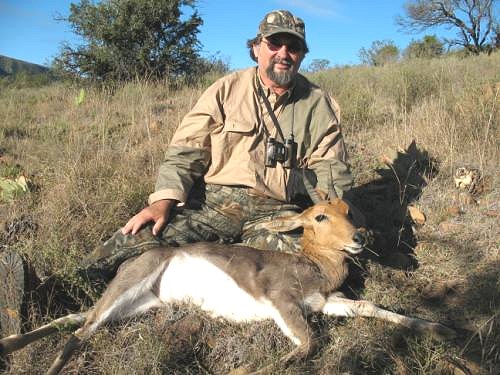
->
[432, 323, 457, 340]
[280, 342, 314, 365]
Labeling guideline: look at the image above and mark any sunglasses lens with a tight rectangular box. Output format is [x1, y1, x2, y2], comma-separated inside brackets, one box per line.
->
[288, 42, 302, 53]
[266, 39, 281, 51]
[265, 38, 302, 53]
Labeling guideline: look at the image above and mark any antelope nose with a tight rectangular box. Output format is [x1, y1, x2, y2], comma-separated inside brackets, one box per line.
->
[353, 231, 366, 246]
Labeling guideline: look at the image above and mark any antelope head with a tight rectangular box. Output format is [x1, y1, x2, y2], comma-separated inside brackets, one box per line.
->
[262, 168, 368, 254]
[263, 198, 368, 255]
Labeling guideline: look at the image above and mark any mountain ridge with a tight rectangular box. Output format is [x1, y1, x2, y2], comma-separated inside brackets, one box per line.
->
[0, 55, 50, 76]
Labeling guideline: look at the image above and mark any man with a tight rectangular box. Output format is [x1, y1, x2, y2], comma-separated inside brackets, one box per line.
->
[83, 10, 353, 281]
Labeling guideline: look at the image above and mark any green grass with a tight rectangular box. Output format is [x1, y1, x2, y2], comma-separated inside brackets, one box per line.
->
[0, 52, 498, 374]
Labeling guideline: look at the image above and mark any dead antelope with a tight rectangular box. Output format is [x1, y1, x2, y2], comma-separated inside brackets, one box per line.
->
[0, 185, 455, 374]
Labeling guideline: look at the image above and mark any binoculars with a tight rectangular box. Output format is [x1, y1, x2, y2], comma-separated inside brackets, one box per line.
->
[265, 137, 297, 168]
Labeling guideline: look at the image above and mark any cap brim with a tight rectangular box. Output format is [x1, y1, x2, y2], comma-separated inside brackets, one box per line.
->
[262, 27, 305, 41]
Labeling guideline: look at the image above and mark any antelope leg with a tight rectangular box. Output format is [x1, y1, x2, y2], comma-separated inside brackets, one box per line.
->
[0, 312, 87, 355]
[322, 296, 455, 339]
[46, 334, 81, 375]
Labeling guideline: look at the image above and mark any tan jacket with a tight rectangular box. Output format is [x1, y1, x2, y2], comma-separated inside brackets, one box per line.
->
[149, 67, 352, 204]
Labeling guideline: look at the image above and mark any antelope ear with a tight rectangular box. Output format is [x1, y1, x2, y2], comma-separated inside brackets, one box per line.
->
[259, 214, 304, 233]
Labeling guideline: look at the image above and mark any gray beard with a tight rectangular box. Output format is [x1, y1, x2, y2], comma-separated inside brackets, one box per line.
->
[266, 61, 295, 86]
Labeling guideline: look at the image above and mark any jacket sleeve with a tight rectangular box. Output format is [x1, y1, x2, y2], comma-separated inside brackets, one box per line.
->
[148, 82, 224, 205]
[307, 94, 353, 198]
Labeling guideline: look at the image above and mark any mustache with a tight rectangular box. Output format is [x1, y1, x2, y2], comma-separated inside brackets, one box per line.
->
[271, 58, 293, 67]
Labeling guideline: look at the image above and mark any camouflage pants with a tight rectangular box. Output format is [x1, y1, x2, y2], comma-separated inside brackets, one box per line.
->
[81, 184, 304, 281]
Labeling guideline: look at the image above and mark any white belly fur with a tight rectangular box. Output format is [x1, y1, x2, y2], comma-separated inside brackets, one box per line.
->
[159, 253, 275, 322]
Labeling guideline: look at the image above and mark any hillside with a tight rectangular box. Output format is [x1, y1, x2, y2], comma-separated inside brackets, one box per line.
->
[0, 52, 498, 374]
[0, 55, 49, 77]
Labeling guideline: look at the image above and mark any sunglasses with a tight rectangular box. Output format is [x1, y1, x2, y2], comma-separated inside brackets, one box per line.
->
[261, 37, 303, 54]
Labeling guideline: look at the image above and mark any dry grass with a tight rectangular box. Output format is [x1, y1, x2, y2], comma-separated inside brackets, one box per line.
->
[0, 52, 498, 374]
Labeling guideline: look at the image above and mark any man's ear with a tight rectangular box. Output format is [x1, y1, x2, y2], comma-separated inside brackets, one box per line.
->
[252, 43, 260, 59]
[298, 51, 306, 64]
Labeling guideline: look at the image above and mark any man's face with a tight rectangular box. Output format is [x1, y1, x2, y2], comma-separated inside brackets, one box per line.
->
[253, 33, 305, 88]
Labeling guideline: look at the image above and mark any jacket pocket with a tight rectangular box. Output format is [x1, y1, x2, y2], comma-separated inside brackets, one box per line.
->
[224, 119, 257, 134]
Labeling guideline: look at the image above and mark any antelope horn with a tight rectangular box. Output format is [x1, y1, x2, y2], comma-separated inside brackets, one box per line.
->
[302, 167, 322, 204]
[328, 165, 338, 200]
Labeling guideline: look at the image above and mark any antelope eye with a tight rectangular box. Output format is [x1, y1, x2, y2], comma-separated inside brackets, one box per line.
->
[315, 214, 328, 222]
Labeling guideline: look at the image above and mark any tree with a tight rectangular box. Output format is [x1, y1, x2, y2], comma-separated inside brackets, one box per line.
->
[359, 40, 400, 66]
[54, 0, 203, 81]
[307, 59, 331, 72]
[404, 35, 445, 58]
[493, 24, 500, 50]
[397, 0, 498, 55]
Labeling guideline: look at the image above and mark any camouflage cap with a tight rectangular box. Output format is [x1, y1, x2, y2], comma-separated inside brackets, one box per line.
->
[258, 10, 306, 41]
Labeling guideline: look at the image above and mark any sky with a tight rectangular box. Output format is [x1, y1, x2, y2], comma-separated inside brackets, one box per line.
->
[0, 0, 464, 70]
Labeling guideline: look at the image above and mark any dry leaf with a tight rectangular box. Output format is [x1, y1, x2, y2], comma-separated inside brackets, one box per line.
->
[380, 154, 394, 165]
[438, 222, 463, 233]
[75, 88, 85, 106]
[447, 206, 462, 216]
[227, 367, 250, 375]
[149, 119, 162, 133]
[408, 205, 426, 225]
[484, 209, 499, 217]
[1, 307, 19, 318]
[0, 175, 30, 202]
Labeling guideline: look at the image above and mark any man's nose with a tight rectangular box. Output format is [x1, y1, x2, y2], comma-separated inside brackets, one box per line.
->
[276, 44, 290, 57]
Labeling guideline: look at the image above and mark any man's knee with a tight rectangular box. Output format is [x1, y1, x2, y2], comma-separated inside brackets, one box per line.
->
[80, 226, 163, 281]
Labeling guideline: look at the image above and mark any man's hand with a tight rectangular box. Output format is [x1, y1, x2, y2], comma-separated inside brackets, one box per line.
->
[121, 199, 177, 236]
